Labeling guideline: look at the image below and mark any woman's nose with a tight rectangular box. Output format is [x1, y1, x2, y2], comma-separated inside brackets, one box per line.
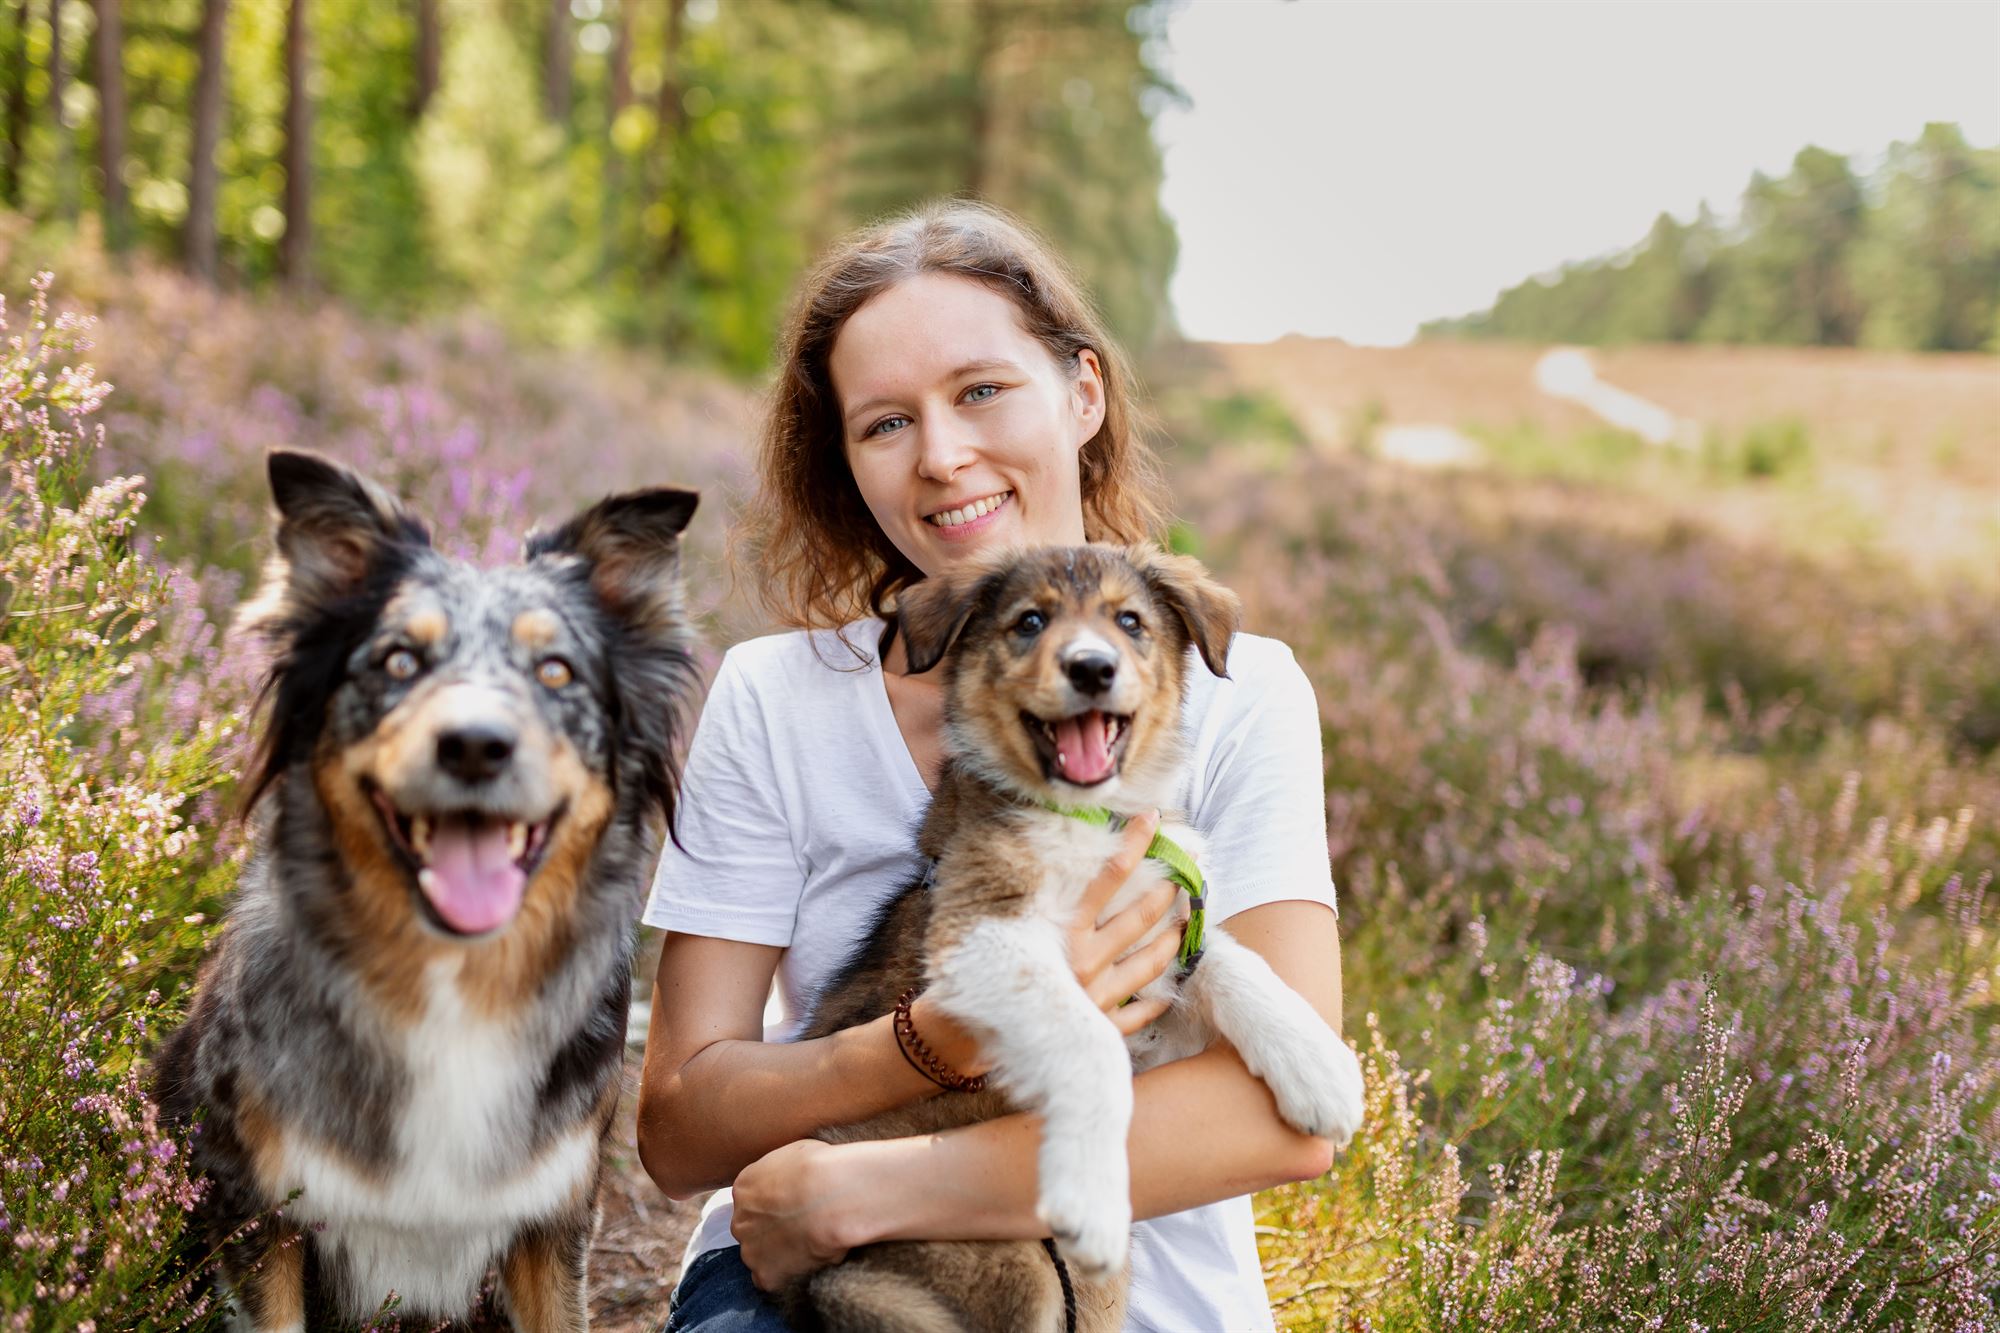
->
[915, 416, 979, 483]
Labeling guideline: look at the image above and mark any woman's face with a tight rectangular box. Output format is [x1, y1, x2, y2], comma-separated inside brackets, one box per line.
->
[830, 272, 1104, 582]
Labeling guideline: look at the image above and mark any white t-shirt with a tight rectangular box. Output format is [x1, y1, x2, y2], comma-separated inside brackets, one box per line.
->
[643, 621, 1339, 1333]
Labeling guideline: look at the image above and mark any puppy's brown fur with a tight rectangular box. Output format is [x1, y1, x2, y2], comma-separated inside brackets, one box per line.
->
[785, 544, 1242, 1333]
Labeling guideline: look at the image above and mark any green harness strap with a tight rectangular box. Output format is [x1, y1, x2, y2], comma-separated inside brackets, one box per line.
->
[1041, 803, 1207, 975]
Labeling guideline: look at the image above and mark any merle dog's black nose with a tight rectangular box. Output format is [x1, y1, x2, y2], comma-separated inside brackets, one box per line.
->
[1065, 651, 1118, 697]
[436, 724, 517, 783]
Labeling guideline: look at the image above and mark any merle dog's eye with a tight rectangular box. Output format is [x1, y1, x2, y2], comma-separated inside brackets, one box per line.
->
[536, 658, 574, 690]
[1015, 610, 1046, 636]
[383, 648, 421, 681]
[1115, 610, 1143, 637]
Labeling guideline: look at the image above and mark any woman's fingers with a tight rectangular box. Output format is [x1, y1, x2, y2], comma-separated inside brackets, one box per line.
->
[1080, 810, 1160, 917]
[1108, 994, 1172, 1037]
[1090, 923, 1185, 1011]
[1089, 883, 1178, 969]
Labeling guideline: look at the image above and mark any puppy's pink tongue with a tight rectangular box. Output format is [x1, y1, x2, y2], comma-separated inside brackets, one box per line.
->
[421, 817, 525, 935]
[1054, 711, 1116, 784]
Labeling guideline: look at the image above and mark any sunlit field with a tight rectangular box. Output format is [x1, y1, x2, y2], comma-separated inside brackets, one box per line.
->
[7, 239, 1996, 1328]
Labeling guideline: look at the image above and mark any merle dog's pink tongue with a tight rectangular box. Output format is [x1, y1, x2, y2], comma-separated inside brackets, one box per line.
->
[422, 817, 524, 934]
[1054, 711, 1116, 784]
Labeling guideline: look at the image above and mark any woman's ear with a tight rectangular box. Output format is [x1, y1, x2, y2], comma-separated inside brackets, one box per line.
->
[1072, 347, 1105, 448]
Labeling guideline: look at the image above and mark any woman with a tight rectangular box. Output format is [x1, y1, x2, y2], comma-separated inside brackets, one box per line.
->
[636, 199, 1347, 1332]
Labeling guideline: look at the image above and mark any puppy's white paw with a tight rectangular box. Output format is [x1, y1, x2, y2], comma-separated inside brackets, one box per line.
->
[1037, 1175, 1130, 1280]
[1250, 1022, 1367, 1149]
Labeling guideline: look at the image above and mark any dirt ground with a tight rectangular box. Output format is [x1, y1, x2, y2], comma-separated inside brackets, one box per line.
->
[585, 1074, 701, 1332]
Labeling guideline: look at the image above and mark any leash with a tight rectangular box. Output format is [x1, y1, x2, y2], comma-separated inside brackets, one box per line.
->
[1040, 1238, 1079, 1333]
[1039, 803, 1206, 975]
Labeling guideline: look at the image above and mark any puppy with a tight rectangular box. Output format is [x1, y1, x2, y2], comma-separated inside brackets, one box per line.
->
[153, 451, 699, 1330]
[786, 544, 1365, 1333]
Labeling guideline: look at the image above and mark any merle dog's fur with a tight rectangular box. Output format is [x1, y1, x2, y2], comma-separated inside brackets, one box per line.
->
[153, 451, 699, 1330]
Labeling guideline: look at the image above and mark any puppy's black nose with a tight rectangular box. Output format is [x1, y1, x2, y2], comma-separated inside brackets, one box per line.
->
[1065, 652, 1118, 697]
[436, 724, 516, 783]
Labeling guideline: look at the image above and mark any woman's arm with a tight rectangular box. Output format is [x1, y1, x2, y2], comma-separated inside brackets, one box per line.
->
[636, 814, 1184, 1199]
[729, 898, 1346, 1285]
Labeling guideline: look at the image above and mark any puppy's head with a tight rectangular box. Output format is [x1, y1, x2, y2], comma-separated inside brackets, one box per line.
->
[898, 545, 1240, 807]
[239, 450, 699, 941]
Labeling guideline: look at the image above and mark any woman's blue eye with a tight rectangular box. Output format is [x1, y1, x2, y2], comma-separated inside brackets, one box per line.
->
[1016, 610, 1046, 635]
[963, 383, 999, 404]
[864, 415, 909, 439]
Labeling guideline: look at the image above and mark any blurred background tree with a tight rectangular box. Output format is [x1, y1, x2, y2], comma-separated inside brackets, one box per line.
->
[1425, 124, 2000, 352]
[0, 0, 1182, 370]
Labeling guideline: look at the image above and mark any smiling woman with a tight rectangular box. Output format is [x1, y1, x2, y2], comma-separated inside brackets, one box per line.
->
[636, 200, 1350, 1333]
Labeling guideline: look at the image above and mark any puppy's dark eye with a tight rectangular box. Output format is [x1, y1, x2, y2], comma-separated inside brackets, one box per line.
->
[536, 658, 574, 690]
[384, 648, 421, 681]
[1015, 610, 1046, 636]
[1115, 610, 1143, 637]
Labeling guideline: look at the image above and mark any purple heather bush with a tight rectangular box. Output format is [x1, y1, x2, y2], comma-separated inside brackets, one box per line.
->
[5, 251, 1997, 1328]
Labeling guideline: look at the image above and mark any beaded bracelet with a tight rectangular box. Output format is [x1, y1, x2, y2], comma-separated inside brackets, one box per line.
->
[893, 987, 987, 1094]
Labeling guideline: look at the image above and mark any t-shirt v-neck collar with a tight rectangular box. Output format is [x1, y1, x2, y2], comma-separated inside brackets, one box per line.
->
[852, 618, 934, 810]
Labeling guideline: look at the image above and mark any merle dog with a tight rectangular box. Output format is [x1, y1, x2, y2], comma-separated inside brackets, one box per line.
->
[154, 451, 698, 1331]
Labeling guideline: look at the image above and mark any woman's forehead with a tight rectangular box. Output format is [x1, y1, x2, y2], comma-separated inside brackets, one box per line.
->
[830, 273, 1043, 404]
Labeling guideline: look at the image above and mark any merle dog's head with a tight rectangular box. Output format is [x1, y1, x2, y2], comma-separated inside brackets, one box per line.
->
[239, 450, 698, 942]
[896, 544, 1240, 809]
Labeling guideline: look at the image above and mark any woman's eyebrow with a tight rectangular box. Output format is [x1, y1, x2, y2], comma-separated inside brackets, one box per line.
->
[844, 359, 1024, 425]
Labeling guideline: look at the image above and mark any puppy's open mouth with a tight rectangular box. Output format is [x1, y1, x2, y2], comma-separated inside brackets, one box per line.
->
[368, 786, 558, 937]
[1023, 709, 1131, 787]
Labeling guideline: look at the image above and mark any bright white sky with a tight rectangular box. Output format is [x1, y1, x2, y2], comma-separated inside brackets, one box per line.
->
[1155, 0, 2000, 345]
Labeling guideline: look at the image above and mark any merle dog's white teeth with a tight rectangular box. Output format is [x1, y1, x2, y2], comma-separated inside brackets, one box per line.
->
[1054, 750, 1067, 771]
[506, 821, 528, 860]
[411, 816, 433, 859]
[417, 867, 437, 895]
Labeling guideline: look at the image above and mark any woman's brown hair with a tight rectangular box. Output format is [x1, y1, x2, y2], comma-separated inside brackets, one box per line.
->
[736, 198, 1171, 639]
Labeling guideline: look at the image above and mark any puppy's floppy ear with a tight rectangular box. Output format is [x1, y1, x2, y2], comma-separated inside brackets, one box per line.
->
[238, 449, 429, 637]
[527, 487, 700, 642]
[1129, 545, 1241, 678]
[896, 568, 988, 675]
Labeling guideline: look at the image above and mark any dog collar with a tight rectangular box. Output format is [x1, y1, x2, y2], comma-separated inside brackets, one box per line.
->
[1040, 803, 1206, 975]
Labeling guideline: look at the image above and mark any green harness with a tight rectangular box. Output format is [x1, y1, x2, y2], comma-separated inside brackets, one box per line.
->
[1040, 803, 1207, 975]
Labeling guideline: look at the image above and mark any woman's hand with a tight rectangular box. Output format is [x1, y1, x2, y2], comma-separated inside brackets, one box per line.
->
[1064, 809, 1182, 1034]
[730, 1138, 863, 1290]
[910, 810, 1181, 1074]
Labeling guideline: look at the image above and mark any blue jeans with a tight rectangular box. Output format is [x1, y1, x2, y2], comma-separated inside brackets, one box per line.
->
[663, 1245, 793, 1332]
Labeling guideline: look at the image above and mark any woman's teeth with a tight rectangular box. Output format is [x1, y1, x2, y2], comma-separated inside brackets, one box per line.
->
[925, 491, 1011, 527]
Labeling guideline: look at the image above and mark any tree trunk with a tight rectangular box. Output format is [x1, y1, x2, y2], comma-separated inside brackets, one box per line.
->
[46, 0, 71, 218]
[608, 0, 630, 121]
[185, 0, 227, 281]
[91, 0, 125, 250]
[2, 0, 34, 207]
[278, 0, 310, 289]
[542, 0, 569, 123]
[646, 0, 684, 276]
[966, 0, 1002, 200]
[410, 0, 438, 118]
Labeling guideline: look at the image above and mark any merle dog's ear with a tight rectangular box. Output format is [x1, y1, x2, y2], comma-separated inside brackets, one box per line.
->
[239, 450, 429, 636]
[527, 487, 700, 639]
[896, 568, 988, 675]
[1129, 546, 1241, 678]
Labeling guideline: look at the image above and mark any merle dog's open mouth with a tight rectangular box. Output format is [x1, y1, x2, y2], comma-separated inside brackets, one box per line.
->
[1023, 709, 1131, 787]
[366, 783, 560, 937]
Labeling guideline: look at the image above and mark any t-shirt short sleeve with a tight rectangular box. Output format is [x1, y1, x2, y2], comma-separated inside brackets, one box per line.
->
[641, 647, 805, 946]
[1191, 638, 1339, 922]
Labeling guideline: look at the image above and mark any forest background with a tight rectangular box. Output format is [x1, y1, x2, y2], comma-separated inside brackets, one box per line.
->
[2, 0, 2000, 1328]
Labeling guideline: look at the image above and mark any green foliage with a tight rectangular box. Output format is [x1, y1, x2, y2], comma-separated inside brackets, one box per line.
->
[0, 275, 239, 1327]
[5, 0, 1182, 371]
[1427, 125, 2000, 352]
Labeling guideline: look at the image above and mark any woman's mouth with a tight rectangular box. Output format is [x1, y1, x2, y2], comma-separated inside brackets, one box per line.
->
[923, 489, 1012, 538]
